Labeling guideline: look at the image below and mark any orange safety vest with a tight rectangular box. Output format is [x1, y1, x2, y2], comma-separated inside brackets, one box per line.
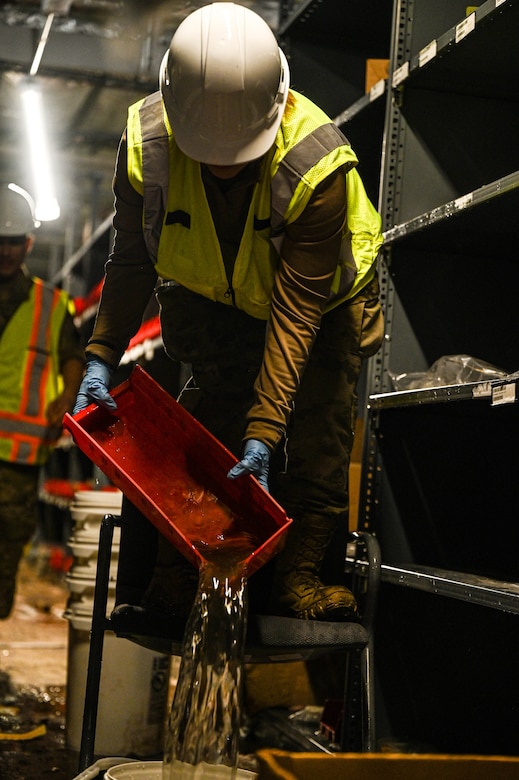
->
[0, 278, 70, 466]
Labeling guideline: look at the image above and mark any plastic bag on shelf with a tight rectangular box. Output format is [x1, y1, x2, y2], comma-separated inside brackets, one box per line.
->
[390, 355, 508, 391]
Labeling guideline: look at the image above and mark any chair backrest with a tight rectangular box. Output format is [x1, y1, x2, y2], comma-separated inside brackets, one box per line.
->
[347, 530, 381, 633]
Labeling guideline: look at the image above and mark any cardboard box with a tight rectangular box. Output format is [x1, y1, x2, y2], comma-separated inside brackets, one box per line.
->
[365, 59, 390, 92]
[255, 749, 519, 780]
[348, 417, 364, 530]
[244, 662, 317, 714]
[348, 462, 362, 530]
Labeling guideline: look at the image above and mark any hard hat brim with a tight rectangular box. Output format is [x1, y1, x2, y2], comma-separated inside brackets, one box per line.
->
[162, 49, 290, 166]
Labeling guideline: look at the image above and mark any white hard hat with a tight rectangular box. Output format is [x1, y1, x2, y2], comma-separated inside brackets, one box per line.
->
[0, 183, 37, 236]
[160, 2, 290, 165]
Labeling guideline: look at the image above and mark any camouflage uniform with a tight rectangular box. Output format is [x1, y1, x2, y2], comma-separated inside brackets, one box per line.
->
[0, 271, 84, 618]
[0, 463, 39, 617]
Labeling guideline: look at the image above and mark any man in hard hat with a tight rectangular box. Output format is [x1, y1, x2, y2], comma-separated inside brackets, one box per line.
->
[0, 183, 85, 618]
[74, 2, 384, 622]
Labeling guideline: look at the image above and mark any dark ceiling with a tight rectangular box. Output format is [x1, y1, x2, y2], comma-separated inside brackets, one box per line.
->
[0, 0, 281, 293]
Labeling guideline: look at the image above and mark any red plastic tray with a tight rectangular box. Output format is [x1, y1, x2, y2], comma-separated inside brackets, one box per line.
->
[63, 365, 291, 576]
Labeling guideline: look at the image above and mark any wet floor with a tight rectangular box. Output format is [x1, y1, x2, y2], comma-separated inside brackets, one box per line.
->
[0, 550, 270, 780]
[0, 548, 184, 779]
[0, 546, 338, 779]
[0, 550, 80, 779]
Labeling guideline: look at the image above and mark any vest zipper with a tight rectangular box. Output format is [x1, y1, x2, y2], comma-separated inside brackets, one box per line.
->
[224, 286, 236, 306]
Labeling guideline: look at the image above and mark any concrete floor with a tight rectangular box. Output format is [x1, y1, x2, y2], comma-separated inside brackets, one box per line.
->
[0, 550, 269, 779]
[0, 544, 341, 779]
[0, 549, 187, 779]
[0, 551, 80, 779]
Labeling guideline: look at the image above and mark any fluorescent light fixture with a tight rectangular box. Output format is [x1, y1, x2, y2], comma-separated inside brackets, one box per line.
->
[20, 80, 60, 222]
[29, 13, 55, 77]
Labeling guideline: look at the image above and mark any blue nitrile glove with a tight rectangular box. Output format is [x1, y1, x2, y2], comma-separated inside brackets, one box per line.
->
[227, 439, 270, 492]
[73, 355, 117, 414]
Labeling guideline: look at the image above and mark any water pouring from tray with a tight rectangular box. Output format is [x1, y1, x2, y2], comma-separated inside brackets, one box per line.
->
[63, 366, 292, 777]
[163, 557, 248, 778]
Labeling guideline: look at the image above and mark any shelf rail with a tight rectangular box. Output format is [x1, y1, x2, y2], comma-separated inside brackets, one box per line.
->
[381, 564, 519, 614]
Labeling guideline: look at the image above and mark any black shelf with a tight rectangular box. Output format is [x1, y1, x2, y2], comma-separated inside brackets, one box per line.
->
[394, 0, 519, 99]
[370, 400, 519, 582]
[384, 0, 519, 224]
[382, 238, 519, 376]
[279, 0, 392, 51]
[279, 0, 391, 125]
[281, 0, 519, 755]
[374, 584, 519, 755]
[382, 171, 519, 256]
[381, 564, 519, 614]
[333, 80, 386, 126]
[368, 381, 496, 411]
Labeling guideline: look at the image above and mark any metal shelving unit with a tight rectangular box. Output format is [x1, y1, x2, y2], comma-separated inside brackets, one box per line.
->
[279, 0, 519, 755]
[380, 565, 519, 615]
[369, 375, 518, 411]
[360, 0, 519, 755]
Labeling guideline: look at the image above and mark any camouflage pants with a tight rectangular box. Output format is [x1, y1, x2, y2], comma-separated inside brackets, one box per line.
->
[0, 462, 40, 618]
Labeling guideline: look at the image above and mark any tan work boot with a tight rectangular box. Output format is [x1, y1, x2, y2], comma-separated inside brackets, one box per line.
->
[269, 514, 357, 621]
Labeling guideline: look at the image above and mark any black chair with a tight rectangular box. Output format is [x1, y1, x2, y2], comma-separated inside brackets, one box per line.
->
[77, 513, 381, 772]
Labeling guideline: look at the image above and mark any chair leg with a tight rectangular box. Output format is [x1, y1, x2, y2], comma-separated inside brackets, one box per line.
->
[340, 648, 362, 751]
[361, 641, 376, 751]
[344, 531, 379, 751]
[78, 513, 118, 772]
[340, 642, 375, 752]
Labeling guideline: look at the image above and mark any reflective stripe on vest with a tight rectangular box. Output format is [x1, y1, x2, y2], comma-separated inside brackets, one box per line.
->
[270, 122, 351, 242]
[270, 121, 383, 307]
[0, 280, 66, 465]
[140, 92, 170, 260]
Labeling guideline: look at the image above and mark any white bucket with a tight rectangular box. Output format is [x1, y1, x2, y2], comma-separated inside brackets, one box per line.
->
[104, 762, 162, 780]
[104, 761, 257, 779]
[69, 489, 123, 545]
[73, 489, 124, 508]
[68, 537, 120, 562]
[65, 610, 171, 757]
[65, 488, 170, 758]
[66, 552, 120, 582]
[64, 574, 117, 618]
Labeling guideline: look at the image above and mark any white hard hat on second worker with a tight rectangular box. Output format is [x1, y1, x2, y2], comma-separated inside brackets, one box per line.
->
[0, 183, 37, 236]
[160, 2, 290, 166]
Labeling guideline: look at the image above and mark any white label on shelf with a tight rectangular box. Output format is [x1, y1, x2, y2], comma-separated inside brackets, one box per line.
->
[454, 193, 473, 210]
[370, 79, 386, 101]
[419, 40, 437, 67]
[472, 382, 493, 398]
[392, 61, 409, 87]
[456, 13, 476, 43]
[491, 383, 517, 406]
[495, 0, 507, 7]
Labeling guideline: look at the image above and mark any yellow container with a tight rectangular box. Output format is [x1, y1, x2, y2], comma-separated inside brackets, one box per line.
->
[255, 749, 519, 780]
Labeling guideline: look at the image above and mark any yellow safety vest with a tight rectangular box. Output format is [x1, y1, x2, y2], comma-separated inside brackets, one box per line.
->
[126, 90, 383, 319]
[0, 279, 71, 466]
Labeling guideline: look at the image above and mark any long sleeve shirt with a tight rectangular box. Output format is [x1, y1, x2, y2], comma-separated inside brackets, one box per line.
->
[86, 134, 346, 450]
